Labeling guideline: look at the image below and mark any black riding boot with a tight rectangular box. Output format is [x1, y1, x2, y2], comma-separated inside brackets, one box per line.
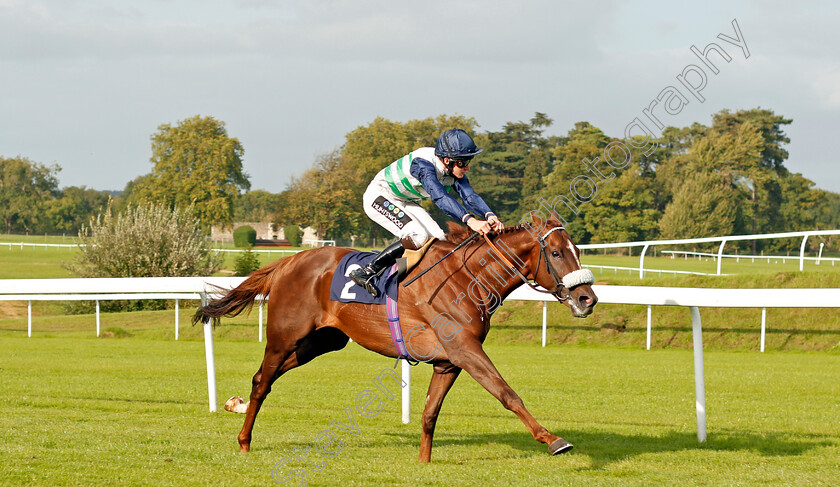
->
[349, 241, 405, 297]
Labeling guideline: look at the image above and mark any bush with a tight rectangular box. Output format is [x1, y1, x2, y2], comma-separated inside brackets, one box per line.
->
[68, 203, 223, 278]
[233, 225, 256, 248]
[284, 225, 302, 247]
[234, 247, 262, 276]
[66, 203, 223, 312]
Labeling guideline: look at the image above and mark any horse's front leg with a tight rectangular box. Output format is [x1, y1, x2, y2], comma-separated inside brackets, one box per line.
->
[444, 338, 573, 455]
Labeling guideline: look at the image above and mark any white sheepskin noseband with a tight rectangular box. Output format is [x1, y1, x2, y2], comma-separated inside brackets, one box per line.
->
[562, 268, 595, 289]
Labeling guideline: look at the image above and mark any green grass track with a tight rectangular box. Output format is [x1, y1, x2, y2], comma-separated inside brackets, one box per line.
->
[1, 336, 838, 486]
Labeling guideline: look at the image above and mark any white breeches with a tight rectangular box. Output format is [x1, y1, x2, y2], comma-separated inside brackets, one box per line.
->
[362, 183, 446, 248]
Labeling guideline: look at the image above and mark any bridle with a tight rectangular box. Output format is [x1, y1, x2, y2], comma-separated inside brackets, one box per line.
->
[479, 225, 593, 303]
[531, 226, 571, 302]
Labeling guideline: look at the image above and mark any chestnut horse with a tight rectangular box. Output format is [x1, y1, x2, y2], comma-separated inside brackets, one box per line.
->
[193, 217, 597, 462]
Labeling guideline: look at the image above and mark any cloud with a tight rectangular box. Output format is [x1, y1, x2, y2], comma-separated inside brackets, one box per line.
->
[811, 67, 840, 110]
[0, 0, 283, 61]
[0, 0, 618, 66]
[3, 0, 840, 193]
[253, 0, 617, 65]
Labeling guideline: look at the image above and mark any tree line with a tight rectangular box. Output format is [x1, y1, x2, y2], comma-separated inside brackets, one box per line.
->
[1, 115, 250, 235]
[278, 109, 840, 252]
[2, 109, 838, 252]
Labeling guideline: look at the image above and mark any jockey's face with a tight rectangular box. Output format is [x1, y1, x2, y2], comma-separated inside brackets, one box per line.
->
[444, 157, 470, 179]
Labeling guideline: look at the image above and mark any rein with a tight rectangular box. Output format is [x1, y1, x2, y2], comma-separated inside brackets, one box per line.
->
[402, 232, 480, 287]
[403, 224, 592, 303]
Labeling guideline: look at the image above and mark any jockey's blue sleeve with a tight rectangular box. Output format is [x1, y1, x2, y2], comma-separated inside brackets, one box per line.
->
[453, 175, 495, 219]
[410, 158, 471, 222]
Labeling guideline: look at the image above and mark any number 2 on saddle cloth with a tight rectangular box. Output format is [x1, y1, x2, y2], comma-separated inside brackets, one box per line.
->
[328, 252, 412, 362]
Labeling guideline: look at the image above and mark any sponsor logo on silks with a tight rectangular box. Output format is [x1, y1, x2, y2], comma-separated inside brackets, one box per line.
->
[372, 195, 413, 229]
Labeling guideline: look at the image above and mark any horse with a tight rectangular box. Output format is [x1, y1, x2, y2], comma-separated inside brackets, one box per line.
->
[193, 215, 598, 462]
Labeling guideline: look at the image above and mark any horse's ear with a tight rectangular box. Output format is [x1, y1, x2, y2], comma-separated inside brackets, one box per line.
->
[527, 212, 563, 230]
[547, 217, 565, 229]
[520, 210, 547, 235]
[519, 210, 564, 239]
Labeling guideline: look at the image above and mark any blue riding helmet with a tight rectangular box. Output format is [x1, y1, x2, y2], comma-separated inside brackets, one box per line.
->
[434, 128, 483, 159]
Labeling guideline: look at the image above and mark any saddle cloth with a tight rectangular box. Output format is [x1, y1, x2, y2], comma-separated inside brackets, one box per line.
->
[328, 243, 434, 362]
[329, 252, 399, 305]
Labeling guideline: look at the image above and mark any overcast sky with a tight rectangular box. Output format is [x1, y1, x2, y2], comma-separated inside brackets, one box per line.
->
[2, 0, 839, 194]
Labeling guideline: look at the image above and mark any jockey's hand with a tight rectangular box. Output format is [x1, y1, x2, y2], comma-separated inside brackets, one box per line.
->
[466, 216, 492, 235]
[487, 214, 504, 232]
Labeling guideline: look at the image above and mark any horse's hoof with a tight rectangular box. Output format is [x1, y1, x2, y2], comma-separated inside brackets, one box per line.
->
[548, 438, 574, 455]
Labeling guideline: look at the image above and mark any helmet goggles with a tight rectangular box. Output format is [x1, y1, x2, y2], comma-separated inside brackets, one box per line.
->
[449, 157, 473, 168]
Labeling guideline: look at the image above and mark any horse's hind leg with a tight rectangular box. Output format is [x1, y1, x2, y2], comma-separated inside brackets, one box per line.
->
[418, 364, 461, 463]
[237, 345, 290, 452]
[238, 327, 349, 453]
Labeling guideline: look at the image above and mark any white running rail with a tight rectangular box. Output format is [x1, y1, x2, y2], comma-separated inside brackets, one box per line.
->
[3, 277, 839, 441]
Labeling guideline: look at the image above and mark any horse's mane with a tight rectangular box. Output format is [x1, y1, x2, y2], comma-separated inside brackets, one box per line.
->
[444, 221, 529, 244]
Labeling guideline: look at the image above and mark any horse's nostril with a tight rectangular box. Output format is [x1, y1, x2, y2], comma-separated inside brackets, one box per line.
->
[580, 295, 593, 306]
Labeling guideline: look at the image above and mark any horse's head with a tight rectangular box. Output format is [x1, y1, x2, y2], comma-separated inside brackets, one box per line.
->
[521, 216, 598, 318]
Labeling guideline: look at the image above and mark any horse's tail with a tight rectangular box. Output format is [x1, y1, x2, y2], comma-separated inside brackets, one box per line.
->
[192, 258, 289, 326]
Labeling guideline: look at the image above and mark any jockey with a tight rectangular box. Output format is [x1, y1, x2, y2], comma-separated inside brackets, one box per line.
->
[350, 128, 504, 296]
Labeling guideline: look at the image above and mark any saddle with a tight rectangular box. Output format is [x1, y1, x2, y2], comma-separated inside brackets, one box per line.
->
[395, 238, 435, 280]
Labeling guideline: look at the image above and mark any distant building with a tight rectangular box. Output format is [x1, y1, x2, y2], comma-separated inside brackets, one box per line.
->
[210, 223, 319, 245]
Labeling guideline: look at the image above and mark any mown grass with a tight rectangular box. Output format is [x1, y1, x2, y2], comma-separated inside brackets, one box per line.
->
[2, 237, 838, 485]
[0, 306, 263, 341]
[489, 270, 840, 352]
[3, 233, 836, 278]
[582, 252, 840, 277]
[2, 242, 839, 351]
[0, 239, 310, 280]
[0, 245, 77, 279]
[0, 336, 838, 486]
[4, 294, 840, 353]
[0, 234, 78, 244]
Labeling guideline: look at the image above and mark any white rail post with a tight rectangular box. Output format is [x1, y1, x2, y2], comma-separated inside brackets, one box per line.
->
[96, 300, 100, 337]
[175, 299, 180, 340]
[541, 302, 547, 347]
[690, 306, 707, 443]
[716, 239, 727, 275]
[799, 235, 809, 271]
[639, 244, 650, 278]
[646, 305, 652, 350]
[817, 242, 825, 265]
[258, 302, 263, 343]
[28, 300, 32, 337]
[760, 308, 767, 352]
[401, 359, 410, 424]
[201, 294, 218, 412]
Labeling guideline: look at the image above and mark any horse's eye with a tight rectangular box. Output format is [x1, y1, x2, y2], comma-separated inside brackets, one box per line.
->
[552, 250, 560, 258]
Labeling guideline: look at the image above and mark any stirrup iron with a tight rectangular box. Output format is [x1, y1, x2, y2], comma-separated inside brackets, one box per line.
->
[350, 265, 381, 297]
